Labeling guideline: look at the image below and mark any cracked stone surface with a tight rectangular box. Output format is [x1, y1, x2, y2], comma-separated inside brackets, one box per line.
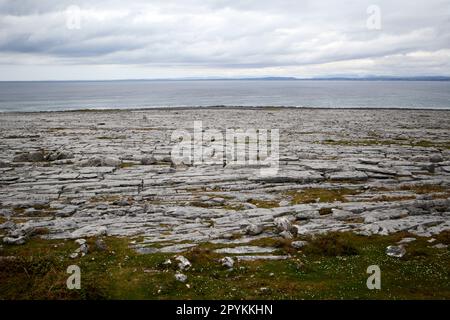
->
[0, 108, 449, 256]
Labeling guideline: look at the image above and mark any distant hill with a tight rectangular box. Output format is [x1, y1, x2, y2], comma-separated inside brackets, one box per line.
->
[160, 76, 450, 81]
[301, 76, 450, 81]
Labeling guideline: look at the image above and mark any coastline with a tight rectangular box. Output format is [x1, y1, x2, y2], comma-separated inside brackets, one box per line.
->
[1, 104, 450, 115]
[1, 107, 449, 299]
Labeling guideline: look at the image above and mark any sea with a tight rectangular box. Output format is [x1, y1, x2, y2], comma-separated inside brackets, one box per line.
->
[0, 80, 449, 112]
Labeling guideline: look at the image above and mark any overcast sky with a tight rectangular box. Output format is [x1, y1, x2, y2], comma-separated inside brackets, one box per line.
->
[0, 0, 449, 80]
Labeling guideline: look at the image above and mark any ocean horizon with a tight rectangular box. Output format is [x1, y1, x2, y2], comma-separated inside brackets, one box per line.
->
[1, 79, 449, 112]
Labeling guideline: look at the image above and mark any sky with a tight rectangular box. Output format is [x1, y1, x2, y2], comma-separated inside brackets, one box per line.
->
[0, 0, 449, 80]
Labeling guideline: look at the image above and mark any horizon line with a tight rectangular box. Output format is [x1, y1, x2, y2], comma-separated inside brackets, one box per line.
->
[1, 75, 450, 82]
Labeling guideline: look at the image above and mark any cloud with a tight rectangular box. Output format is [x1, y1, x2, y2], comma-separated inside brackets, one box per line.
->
[0, 0, 449, 80]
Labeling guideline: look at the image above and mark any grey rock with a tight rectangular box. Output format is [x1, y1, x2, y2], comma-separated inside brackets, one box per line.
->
[416, 194, 432, 200]
[386, 245, 406, 258]
[249, 170, 323, 183]
[46, 150, 74, 161]
[71, 225, 108, 238]
[274, 217, 292, 232]
[159, 243, 197, 253]
[430, 154, 443, 163]
[1, 109, 450, 246]
[175, 255, 191, 271]
[397, 237, 416, 244]
[135, 247, 159, 254]
[115, 199, 131, 206]
[56, 205, 78, 217]
[75, 239, 86, 245]
[0, 221, 16, 231]
[279, 230, 293, 239]
[29, 151, 46, 162]
[76, 243, 89, 255]
[363, 209, 409, 223]
[236, 255, 289, 261]
[175, 272, 187, 282]
[245, 224, 263, 235]
[332, 209, 354, 221]
[214, 246, 275, 254]
[141, 156, 157, 165]
[432, 243, 448, 249]
[220, 256, 235, 268]
[82, 156, 121, 167]
[291, 240, 308, 249]
[328, 171, 368, 182]
[103, 157, 122, 167]
[358, 158, 380, 165]
[3, 236, 26, 245]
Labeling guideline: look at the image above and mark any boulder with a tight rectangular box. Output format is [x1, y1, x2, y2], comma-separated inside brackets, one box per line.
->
[291, 240, 308, 249]
[175, 273, 187, 283]
[77, 243, 89, 255]
[386, 245, 406, 258]
[279, 230, 293, 239]
[430, 154, 443, 163]
[175, 255, 191, 271]
[274, 217, 292, 232]
[3, 236, 26, 245]
[141, 156, 157, 165]
[219, 256, 234, 269]
[245, 224, 263, 235]
[75, 239, 86, 245]
[70, 225, 108, 238]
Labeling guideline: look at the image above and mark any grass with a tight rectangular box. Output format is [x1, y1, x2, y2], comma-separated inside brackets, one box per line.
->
[0, 232, 449, 299]
[318, 207, 333, 215]
[89, 195, 121, 203]
[286, 188, 360, 205]
[399, 184, 447, 194]
[302, 233, 359, 256]
[189, 201, 245, 211]
[119, 162, 136, 169]
[97, 136, 127, 140]
[247, 199, 280, 209]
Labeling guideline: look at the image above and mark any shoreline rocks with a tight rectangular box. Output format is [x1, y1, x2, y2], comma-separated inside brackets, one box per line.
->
[0, 108, 449, 248]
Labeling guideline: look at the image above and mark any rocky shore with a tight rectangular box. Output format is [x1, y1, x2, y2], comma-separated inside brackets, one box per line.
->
[0, 108, 449, 259]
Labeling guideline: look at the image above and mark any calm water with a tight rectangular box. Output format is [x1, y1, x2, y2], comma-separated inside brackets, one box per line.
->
[0, 80, 449, 112]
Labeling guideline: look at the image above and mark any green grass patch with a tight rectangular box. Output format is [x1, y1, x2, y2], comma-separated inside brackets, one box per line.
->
[119, 162, 136, 169]
[247, 199, 280, 209]
[286, 188, 360, 205]
[0, 232, 449, 300]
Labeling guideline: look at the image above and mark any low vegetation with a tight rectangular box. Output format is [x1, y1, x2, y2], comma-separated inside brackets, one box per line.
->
[1, 232, 449, 299]
[286, 188, 360, 205]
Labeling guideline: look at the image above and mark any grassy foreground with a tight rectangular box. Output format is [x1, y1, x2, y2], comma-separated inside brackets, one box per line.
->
[0, 231, 449, 300]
